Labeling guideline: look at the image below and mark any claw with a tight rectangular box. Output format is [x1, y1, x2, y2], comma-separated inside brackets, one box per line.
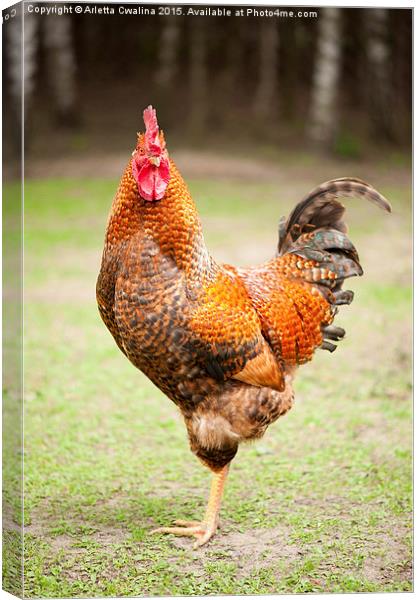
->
[151, 521, 217, 547]
[151, 524, 205, 536]
[193, 526, 217, 549]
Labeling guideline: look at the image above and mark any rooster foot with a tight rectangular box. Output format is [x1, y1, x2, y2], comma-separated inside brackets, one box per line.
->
[151, 465, 229, 549]
[151, 519, 218, 548]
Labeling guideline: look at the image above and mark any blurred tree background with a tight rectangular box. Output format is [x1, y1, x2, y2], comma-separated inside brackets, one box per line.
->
[3, 5, 412, 166]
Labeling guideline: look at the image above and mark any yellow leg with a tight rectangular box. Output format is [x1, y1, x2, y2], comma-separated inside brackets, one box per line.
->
[151, 464, 229, 548]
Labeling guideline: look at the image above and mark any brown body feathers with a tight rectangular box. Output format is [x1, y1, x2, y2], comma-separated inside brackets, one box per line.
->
[97, 149, 391, 471]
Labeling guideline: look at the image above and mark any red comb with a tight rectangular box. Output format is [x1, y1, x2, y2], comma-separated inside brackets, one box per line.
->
[143, 105, 162, 154]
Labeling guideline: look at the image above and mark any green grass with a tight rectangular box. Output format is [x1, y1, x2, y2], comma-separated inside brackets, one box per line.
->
[3, 162, 412, 596]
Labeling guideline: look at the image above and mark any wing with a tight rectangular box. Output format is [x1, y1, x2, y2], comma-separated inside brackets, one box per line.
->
[97, 249, 129, 357]
[188, 265, 285, 391]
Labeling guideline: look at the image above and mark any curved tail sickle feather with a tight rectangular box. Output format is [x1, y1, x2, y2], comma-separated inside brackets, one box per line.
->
[276, 177, 391, 352]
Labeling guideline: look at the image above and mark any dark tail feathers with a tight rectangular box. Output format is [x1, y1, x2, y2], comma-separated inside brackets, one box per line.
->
[278, 177, 391, 255]
[277, 177, 391, 352]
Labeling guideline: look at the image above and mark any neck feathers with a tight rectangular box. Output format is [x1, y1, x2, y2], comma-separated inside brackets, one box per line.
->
[106, 159, 206, 270]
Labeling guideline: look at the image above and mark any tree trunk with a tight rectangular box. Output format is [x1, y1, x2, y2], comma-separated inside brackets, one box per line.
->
[156, 16, 180, 89]
[253, 20, 279, 119]
[43, 15, 77, 126]
[5, 8, 38, 157]
[307, 7, 341, 147]
[365, 8, 394, 140]
[218, 22, 243, 110]
[23, 11, 38, 120]
[188, 19, 207, 135]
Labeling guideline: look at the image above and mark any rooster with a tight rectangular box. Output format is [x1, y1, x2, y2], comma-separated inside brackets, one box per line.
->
[96, 106, 391, 548]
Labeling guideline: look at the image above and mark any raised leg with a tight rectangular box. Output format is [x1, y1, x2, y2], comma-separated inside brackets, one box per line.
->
[151, 464, 229, 548]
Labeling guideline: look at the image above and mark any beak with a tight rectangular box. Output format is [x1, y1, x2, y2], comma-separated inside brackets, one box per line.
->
[149, 156, 161, 167]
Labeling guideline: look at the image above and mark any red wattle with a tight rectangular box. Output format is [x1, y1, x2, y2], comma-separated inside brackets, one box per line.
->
[132, 157, 170, 201]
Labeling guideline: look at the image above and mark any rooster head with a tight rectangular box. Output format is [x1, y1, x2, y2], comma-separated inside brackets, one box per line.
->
[132, 105, 170, 201]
